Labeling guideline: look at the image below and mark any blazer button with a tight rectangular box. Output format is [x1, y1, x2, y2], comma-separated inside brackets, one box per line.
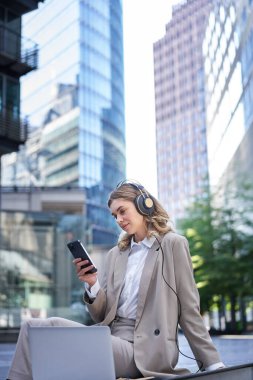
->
[154, 329, 160, 336]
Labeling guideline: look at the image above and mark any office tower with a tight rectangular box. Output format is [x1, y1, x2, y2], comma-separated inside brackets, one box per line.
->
[0, 0, 42, 157]
[203, 0, 253, 193]
[2, 0, 126, 245]
[153, 0, 213, 222]
[0, 0, 47, 329]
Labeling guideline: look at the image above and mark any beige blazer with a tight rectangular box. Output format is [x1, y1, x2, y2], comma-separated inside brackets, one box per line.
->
[84, 231, 221, 378]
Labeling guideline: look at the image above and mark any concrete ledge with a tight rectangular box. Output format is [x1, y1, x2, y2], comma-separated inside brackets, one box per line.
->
[147, 362, 253, 380]
[118, 363, 253, 380]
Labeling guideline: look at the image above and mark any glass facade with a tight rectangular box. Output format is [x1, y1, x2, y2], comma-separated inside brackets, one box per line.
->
[0, 5, 21, 125]
[0, 1, 41, 156]
[0, 210, 93, 327]
[240, 1, 253, 133]
[2, 0, 125, 245]
[203, 0, 253, 190]
[153, 0, 213, 222]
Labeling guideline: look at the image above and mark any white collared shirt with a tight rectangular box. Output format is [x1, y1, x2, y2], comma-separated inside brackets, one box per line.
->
[117, 236, 155, 319]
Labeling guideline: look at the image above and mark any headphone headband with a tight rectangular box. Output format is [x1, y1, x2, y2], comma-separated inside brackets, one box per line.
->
[117, 179, 144, 191]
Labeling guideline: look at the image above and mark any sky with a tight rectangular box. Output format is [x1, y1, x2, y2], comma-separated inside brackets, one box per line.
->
[123, 0, 180, 197]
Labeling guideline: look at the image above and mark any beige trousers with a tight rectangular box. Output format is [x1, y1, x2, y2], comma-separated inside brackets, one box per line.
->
[7, 317, 142, 380]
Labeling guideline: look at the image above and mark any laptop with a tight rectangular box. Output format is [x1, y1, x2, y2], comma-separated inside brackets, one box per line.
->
[28, 325, 116, 380]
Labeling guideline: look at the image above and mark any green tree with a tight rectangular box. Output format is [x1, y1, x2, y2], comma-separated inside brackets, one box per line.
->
[178, 181, 253, 333]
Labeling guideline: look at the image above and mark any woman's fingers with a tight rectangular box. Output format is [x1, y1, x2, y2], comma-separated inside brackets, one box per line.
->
[73, 258, 97, 286]
[73, 259, 89, 272]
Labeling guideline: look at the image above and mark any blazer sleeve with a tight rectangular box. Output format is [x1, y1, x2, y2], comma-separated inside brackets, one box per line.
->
[172, 236, 222, 369]
[83, 249, 112, 323]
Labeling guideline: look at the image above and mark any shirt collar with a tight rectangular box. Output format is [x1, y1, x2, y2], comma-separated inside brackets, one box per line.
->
[130, 236, 156, 249]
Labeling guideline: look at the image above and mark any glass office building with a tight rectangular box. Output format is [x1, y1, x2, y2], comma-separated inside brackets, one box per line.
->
[153, 0, 213, 222]
[203, 0, 253, 191]
[0, 209, 94, 327]
[0, 0, 42, 156]
[3, 0, 126, 245]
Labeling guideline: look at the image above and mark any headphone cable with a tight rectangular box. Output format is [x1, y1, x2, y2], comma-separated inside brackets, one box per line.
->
[154, 235, 203, 372]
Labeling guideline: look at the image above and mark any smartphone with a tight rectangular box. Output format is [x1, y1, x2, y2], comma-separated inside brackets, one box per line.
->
[67, 240, 97, 274]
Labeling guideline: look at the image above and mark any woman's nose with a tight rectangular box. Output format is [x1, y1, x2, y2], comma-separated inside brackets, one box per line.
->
[116, 215, 123, 223]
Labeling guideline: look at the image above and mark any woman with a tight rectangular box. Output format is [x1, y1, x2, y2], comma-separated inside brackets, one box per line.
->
[7, 181, 224, 379]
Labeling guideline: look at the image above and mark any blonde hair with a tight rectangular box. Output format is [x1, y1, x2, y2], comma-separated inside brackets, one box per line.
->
[108, 183, 173, 250]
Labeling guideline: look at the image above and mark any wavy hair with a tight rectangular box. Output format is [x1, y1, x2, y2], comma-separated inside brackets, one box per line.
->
[108, 183, 173, 250]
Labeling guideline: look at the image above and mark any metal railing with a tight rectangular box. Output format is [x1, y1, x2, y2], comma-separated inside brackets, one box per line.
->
[0, 25, 38, 70]
[0, 107, 28, 143]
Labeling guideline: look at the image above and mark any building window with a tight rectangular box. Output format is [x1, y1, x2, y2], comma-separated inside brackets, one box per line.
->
[7, 78, 19, 117]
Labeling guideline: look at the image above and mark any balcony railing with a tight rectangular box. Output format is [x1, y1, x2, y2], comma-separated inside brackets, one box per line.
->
[0, 25, 38, 76]
[0, 107, 28, 154]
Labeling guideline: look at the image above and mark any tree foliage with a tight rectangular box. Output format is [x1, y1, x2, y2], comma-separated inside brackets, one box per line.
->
[178, 181, 253, 332]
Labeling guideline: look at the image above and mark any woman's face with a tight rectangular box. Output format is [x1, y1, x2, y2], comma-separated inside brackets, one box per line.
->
[110, 198, 147, 242]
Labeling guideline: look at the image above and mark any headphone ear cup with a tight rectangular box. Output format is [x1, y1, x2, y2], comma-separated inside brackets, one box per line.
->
[134, 194, 154, 216]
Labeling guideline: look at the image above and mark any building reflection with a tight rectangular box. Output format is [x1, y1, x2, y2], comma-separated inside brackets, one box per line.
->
[0, 188, 109, 328]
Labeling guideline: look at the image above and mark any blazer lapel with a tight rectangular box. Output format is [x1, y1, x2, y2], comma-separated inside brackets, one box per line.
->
[113, 247, 130, 294]
[101, 247, 130, 326]
[135, 238, 160, 328]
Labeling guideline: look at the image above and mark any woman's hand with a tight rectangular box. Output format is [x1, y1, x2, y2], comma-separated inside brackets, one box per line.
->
[73, 258, 98, 288]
